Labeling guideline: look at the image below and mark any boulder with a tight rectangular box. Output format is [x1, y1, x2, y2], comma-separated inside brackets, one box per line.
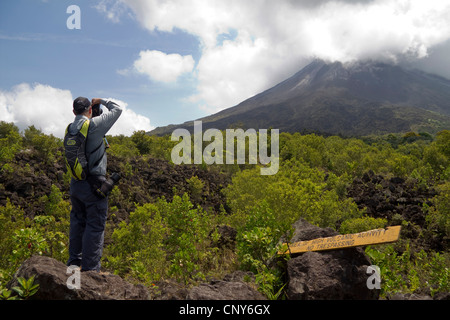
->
[8, 255, 149, 300]
[153, 279, 190, 300]
[387, 293, 433, 300]
[285, 219, 379, 300]
[187, 271, 266, 300]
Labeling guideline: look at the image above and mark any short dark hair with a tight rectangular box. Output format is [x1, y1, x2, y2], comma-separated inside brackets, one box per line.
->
[73, 97, 91, 115]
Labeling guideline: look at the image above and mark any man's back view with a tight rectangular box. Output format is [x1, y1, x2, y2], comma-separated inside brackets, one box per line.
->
[67, 97, 122, 272]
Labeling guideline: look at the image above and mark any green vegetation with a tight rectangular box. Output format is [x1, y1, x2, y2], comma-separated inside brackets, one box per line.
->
[0, 120, 448, 299]
[0, 276, 39, 300]
[366, 244, 449, 296]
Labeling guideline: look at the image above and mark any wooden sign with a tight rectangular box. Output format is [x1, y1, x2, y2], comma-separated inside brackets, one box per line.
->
[278, 225, 401, 255]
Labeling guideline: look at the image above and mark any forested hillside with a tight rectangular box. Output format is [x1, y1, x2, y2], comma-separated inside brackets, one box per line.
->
[0, 121, 448, 299]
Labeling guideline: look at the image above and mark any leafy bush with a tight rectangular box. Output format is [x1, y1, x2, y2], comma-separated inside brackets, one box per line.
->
[185, 175, 204, 203]
[11, 227, 49, 263]
[105, 193, 220, 285]
[0, 185, 69, 287]
[232, 202, 287, 299]
[366, 244, 449, 297]
[34, 184, 70, 261]
[0, 200, 30, 283]
[105, 131, 175, 161]
[224, 160, 362, 230]
[0, 276, 39, 300]
[435, 130, 450, 157]
[158, 193, 214, 283]
[104, 203, 167, 285]
[425, 182, 450, 238]
[0, 121, 22, 166]
[234, 202, 283, 271]
[340, 216, 388, 234]
[106, 134, 140, 158]
[23, 126, 61, 164]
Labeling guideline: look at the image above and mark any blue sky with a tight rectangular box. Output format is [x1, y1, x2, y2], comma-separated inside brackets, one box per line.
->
[0, 0, 205, 136]
[1, 0, 450, 138]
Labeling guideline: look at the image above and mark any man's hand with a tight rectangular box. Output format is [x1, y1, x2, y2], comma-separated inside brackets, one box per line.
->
[91, 98, 102, 105]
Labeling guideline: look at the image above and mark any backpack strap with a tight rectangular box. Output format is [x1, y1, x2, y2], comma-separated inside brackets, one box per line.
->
[80, 120, 90, 177]
[64, 123, 78, 179]
[65, 123, 71, 136]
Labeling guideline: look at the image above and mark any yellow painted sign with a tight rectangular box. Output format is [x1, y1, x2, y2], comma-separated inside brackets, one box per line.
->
[278, 225, 401, 255]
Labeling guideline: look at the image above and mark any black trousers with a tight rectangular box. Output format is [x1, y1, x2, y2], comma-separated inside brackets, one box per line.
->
[67, 178, 108, 271]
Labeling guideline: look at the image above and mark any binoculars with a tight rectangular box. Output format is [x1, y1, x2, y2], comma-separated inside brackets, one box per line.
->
[92, 104, 103, 117]
[98, 172, 121, 198]
[89, 172, 121, 199]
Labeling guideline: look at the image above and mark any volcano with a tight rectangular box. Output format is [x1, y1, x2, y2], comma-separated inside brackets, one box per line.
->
[150, 59, 450, 136]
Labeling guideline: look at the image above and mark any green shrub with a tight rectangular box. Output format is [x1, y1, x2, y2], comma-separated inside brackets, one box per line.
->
[0, 185, 70, 286]
[186, 175, 204, 203]
[435, 130, 450, 158]
[23, 126, 61, 164]
[104, 203, 167, 285]
[234, 203, 282, 271]
[133, 130, 177, 158]
[36, 184, 70, 261]
[158, 193, 214, 283]
[0, 276, 39, 300]
[425, 182, 450, 238]
[105, 193, 219, 285]
[11, 227, 48, 261]
[0, 121, 22, 165]
[366, 244, 450, 297]
[232, 202, 287, 299]
[106, 134, 140, 158]
[340, 216, 388, 234]
[0, 200, 29, 284]
[224, 160, 362, 230]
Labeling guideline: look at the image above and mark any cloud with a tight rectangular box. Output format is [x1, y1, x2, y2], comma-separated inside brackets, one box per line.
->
[93, 0, 130, 23]
[133, 50, 195, 83]
[0, 83, 153, 138]
[102, 0, 450, 113]
[0, 83, 74, 137]
[189, 32, 285, 113]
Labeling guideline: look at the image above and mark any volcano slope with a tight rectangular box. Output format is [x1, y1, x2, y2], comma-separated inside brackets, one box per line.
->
[150, 59, 450, 137]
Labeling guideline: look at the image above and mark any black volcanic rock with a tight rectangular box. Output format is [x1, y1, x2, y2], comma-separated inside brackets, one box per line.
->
[150, 60, 450, 136]
[285, 218, 379, 300]
[8, 255, 149, 300]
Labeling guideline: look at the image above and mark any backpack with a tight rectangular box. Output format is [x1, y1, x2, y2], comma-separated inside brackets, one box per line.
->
[63, 120, 90, 180]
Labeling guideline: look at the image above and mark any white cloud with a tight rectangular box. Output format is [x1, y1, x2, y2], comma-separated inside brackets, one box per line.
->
[0, 83, 74, 137]
[133, 50, 195, 83]
[93, 0, 130, 23]
[0, 83, 154, 138]
[190, 32, 285, 113]
[104, 0, 450, 114]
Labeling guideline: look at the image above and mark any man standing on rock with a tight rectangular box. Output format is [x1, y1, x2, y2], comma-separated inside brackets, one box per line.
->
[66, 97, 122, 272]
